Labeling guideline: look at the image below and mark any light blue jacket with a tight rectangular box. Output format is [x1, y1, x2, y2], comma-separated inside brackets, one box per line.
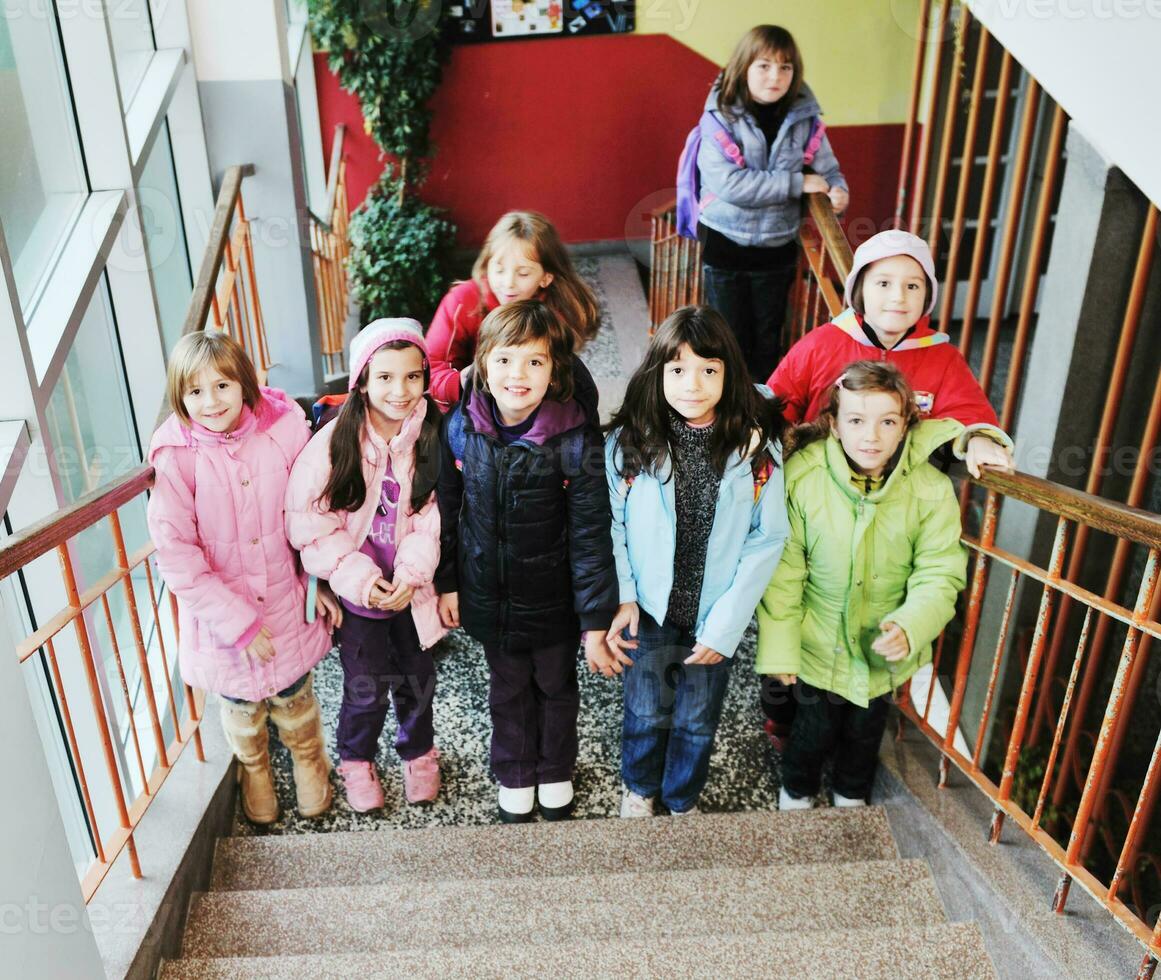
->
[697, 81, 847, 248]
[606, 430, 789, 658]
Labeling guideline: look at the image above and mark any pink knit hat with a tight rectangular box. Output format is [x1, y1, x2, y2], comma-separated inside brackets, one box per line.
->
[843, 230, 939, 316]
[348, 318, 428, 391]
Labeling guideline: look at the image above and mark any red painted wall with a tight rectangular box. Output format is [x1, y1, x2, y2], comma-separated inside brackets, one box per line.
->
[315, 35, 902, 247]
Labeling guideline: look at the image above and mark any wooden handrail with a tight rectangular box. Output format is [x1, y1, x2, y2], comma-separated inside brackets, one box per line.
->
[0, 465, 154, 581]
[181, 163, 256, 338]
[805, 192, 853, 283]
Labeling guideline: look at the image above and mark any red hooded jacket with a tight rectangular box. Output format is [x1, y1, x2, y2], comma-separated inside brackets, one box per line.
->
[426, 279, 498, 411]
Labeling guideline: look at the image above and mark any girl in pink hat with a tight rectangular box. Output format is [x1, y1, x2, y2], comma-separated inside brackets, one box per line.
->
[286, 319, 447, 812]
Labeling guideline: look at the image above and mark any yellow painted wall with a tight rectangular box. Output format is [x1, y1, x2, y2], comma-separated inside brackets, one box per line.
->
[636, 0, 922, 126]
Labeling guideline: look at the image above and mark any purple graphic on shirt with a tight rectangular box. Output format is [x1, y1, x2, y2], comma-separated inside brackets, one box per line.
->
[340, 473, 401, 619]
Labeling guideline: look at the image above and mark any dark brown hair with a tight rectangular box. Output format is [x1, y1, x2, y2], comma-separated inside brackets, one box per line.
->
[789, 359, 920, 455]
[472, 211, 601, 346]
[717, 25, 804, 122]
[472, 300, 575, 403]
[605, 305, 784, 480]
[319, 340, 442, 514]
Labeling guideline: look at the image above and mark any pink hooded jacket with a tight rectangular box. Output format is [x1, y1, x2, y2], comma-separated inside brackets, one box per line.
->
[284, 399, 446, 649]
[146, 388, 332, 702]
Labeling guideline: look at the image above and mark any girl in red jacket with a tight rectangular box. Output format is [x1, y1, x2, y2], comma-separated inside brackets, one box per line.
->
[763, 229, 1013, 746]
[426, 211, 601, 411]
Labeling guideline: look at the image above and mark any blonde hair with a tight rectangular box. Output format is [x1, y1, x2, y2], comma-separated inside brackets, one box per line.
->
[165, 331, 261, 425]
[717, 25, 804, 121]
[788, 360, 919, 455]
[472, 211, 601, 346]
[473, 300, 575, 403]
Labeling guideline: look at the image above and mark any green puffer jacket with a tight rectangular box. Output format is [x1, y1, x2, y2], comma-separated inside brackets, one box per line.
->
[756, 419, 968, 707]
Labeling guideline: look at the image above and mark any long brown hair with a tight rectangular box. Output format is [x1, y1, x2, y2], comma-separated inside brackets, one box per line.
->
[472, 300, 576, 403]
[605, 306, 784, 480]
[716, 25, 804, 122]
[319, 341, 442, 514]
[789, 360, 920, 455]
[471, 211, 601, 346]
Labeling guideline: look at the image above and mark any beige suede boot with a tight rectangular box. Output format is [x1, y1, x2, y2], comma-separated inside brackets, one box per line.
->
[268, 675, 333, 817]
[219, 699, 280, 825]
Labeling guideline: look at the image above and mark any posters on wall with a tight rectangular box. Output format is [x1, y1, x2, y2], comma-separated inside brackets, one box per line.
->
[448, 0, 634, 43]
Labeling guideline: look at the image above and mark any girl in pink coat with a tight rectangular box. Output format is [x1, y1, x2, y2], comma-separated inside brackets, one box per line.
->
[147, 331, 340, 825]
[286, 319, 447, 812]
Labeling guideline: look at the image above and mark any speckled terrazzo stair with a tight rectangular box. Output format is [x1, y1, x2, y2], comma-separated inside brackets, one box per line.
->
[210, 806, 898, 890]
[161, 921, 994, 979]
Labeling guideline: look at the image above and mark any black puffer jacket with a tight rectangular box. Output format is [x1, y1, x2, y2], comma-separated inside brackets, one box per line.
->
[435, 387, 618, 651]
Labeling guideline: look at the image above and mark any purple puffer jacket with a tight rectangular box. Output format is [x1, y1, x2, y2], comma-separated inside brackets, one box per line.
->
[146, 388, 332, 701]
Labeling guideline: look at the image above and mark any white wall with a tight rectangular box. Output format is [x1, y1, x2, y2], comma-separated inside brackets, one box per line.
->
[968, 0, 1161, 207]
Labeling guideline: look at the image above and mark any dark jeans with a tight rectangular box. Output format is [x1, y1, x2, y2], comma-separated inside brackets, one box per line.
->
[702, 263, 796, 382]
[483, 634, 580, 788]
[780, 681, 891, 802]
[222, 673, 309, 705]
[760, 675, 797, 730]
[621, 611, 732, 813]
[335, 610, 435, 764]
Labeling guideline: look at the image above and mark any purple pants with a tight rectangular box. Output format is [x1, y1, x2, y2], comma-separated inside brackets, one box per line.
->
[335, 610, 435, 764]
[483, 635, 580, 788]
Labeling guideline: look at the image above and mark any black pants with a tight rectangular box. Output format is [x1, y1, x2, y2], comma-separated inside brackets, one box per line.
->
[760, 675, 797, 731]
[702, 263, 796, 382]
[780, 681, 891, 802]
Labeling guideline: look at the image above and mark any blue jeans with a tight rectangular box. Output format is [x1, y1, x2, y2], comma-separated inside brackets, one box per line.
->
[702, 264, 795, 382]
[621, 611, 732, 812]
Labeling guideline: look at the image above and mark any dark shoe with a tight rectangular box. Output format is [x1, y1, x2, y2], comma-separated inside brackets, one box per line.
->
[498, 785, 535, 823]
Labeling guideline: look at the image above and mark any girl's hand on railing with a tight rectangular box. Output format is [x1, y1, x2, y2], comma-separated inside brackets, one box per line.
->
[872, 622, 910, 662]
[245, 625, 276, 663]
[438, 591, 460, 628]
[315, 581, 343, 629]
[803, 175, 829, 195]
[965, 435, 1016, 478]
[827, 185, 850, 215]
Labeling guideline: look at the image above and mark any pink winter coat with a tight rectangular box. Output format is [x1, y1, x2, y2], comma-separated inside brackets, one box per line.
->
[146, 388, 332, 702]
[284, 399, 446, 649]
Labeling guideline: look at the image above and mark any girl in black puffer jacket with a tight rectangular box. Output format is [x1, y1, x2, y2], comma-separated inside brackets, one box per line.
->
[435, 301, 619, 824]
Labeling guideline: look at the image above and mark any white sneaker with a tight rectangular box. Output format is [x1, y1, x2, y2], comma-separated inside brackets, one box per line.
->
[537, 780, 574, 821]
[620, 786, 654, 818]
[779, 786, 814, 811]
[832, 792, 867, 808]
[498, 785, 535, 823]
[670, 805, 700, 816]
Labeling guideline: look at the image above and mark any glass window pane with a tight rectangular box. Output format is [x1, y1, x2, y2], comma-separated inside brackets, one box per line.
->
[0, 7, 88, 311]
[295, 39, 328, 217]
[285, 0, 308, 25]
[138, 120, 192, 355]
[108, 0, 155, 105]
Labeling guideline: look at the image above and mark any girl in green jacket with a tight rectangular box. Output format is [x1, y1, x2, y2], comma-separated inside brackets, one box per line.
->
[756, 360, 968, 808]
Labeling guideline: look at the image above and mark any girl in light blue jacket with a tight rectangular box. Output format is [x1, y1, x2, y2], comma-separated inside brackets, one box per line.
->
[697, 25, 848, 381]
[601, 306, 789, 817]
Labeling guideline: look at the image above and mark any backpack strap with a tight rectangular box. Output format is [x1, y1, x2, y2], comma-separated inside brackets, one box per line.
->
[802, 117, 826, 166]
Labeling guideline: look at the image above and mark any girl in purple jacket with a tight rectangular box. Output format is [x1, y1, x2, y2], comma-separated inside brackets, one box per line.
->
[147, 332, 341, 825]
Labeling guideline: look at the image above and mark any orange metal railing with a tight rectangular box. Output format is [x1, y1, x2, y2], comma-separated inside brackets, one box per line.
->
[183, 164, 270, 379]
[0, 467, 202, 901]
[310, 124, 351, 376]
[648, 202, 702, 330]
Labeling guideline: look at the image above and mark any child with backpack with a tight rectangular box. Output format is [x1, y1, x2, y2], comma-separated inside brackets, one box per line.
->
[685, 24, 848, 382]
[286, 319, 447, 812]
[603, 306, 789, 817]
[757, 361, 968, 808]
[426, 211, 602, 414]
[761, 229, 1014, 747]
[147, 331, 340, 825]
[435, 300, 619, 823]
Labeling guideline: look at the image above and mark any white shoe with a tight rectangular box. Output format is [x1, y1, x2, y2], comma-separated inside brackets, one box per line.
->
[670, 805, 700, 816]
[620, 786, 654, 818]
[537, 780, 574, 821]
[833, 792, 866, 808]
[498, 785, 535, 823]
[779, 786, 814, 811]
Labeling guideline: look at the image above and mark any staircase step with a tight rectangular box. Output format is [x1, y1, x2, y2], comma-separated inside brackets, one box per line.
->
[164, 922, 993, 978]
[211, 806, 898, 891]
[182, 859, 943, 959]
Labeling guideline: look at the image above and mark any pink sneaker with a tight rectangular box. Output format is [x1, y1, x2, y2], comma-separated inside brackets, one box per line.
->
[402, 747, 441, 804]
[338, 760, 384, 812]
